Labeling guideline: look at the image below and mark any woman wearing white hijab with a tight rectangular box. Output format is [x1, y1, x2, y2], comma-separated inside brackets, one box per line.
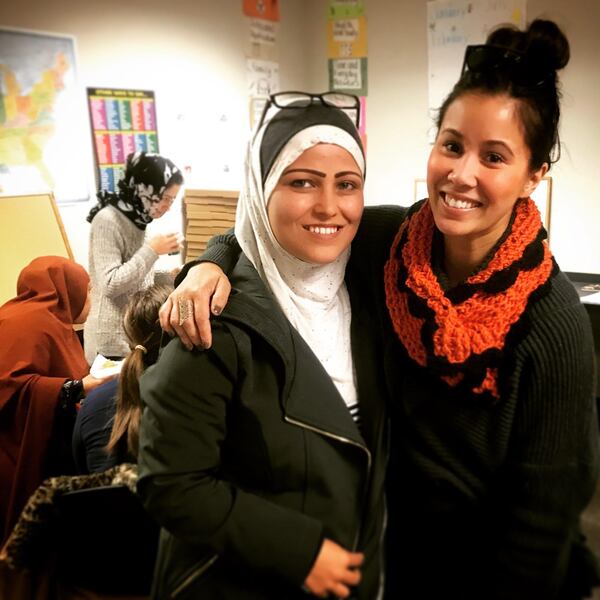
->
[137, 96, 388, 599]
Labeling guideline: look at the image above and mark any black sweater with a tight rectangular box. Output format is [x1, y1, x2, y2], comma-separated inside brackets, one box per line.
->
[353, 206, 599, 599]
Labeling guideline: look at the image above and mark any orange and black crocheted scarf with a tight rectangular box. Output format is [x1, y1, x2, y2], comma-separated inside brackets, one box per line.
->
[384, 198, 556, 402]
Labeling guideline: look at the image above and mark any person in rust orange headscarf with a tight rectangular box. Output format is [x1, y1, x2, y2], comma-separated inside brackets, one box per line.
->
[0, 256, 106, 544]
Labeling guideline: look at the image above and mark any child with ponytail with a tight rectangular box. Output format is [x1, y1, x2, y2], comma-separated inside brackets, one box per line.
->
[73, 284, 170, 473]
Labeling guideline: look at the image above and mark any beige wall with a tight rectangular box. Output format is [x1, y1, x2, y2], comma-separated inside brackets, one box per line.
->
[1, 0, 599, 273]
[0, 0, 313, 266]
[307, 0, 600, 274]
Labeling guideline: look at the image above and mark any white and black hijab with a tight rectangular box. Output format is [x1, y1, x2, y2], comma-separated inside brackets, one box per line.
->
[236, 102, 365, 412]
[87, 151, 181, 230]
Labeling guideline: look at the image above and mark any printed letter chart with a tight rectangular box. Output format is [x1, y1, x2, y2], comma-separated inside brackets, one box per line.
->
[87, 88, 159, 192]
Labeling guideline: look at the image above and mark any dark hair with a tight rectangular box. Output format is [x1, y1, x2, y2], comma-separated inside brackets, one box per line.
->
[106, 284, 171, 459]
[260, 100, 364, 184]
[436, 19, 570, 170]
[166, 170, 184, 188]
[87, 152, 184, 223]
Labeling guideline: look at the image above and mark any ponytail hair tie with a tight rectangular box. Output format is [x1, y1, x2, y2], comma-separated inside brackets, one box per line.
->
[134, 344, 147, 354]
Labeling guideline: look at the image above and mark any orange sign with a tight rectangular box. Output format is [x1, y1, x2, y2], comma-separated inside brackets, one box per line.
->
[243, 0, 280, 22]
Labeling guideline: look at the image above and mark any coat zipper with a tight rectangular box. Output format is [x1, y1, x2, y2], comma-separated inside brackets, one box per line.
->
[170, 554, 219, 599]
[283, 415, 372, 551]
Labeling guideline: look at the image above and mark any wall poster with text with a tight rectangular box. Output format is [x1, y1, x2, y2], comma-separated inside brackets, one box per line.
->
[87, 88, 159, 192]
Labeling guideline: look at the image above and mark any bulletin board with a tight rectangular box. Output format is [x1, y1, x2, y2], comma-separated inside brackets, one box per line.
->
[0, 193, 73, 305]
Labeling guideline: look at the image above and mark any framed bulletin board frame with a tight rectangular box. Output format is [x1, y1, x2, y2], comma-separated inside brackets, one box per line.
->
[413, 176, 553, 234]
[0, 193, 73, 305]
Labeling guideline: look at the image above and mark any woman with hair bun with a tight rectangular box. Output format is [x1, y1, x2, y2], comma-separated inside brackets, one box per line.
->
[380, 18, 599, 598]
[165, 18, 599, 599]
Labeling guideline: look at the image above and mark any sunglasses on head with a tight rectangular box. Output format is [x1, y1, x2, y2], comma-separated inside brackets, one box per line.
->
[257, 91, 361, 132]
[461, 44, 551, 86]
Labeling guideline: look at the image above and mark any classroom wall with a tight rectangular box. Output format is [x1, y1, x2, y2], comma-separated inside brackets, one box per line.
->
[2, 0, 599, 273]
[306, 0, 600, 274]
[0, 0, 313, 268]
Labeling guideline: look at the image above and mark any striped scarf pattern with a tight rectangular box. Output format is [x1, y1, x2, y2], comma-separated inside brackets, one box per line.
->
[384, 198, 555, 402]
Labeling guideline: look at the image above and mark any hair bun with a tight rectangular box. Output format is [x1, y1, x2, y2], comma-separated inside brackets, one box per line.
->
[526, 19, 570, 72]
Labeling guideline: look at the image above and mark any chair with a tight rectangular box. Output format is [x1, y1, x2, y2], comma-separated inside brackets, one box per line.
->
[1, 465, 158, 598]
[54, 484, 159, 596]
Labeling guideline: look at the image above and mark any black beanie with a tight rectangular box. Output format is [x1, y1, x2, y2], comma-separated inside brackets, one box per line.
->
[259, 101, 364, 185]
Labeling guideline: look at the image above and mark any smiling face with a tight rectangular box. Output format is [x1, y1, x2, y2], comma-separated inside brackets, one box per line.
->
[427, 92, 547, 253]
[267, 143, 364, 264]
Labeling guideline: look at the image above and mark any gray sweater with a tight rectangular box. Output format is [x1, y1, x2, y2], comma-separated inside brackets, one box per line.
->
[84, 206, 169, 364]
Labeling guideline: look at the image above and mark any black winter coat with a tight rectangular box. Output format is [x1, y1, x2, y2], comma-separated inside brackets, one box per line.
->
[137, 256, 388, 599]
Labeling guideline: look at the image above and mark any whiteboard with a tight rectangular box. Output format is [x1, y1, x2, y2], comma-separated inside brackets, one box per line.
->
[0, 193, 73, 305]
[427, 0, 526, 112]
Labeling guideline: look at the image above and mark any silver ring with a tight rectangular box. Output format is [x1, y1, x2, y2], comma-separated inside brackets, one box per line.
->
[178, 298, 193, 326]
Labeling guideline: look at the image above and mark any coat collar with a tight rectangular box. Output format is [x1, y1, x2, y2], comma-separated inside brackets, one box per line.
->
[219, 256, 366, 449]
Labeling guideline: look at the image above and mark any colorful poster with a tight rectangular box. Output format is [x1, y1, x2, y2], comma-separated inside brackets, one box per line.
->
[328, 0, 365, 19]
[327, 16, 367, 58]
[328, 58, 368, 96]
[87, 88, 159, 193]
[243, 0, 280, 21]
[0, 28, 90, 202]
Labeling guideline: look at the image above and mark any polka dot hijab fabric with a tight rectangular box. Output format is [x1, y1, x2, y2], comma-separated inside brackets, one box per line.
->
[235, 111, 365, 411]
